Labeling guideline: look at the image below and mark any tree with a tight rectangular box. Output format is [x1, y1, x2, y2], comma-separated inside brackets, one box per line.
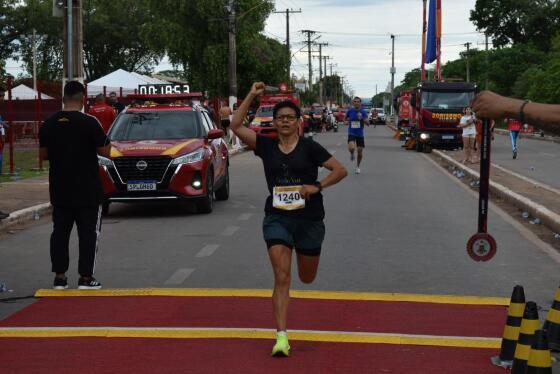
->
[15, 0, 64, 81]
[148, 0, 287, 98]
[470, 0, 559, 51]
[0, 0, 20, 77]
[83, 0, 165, 80]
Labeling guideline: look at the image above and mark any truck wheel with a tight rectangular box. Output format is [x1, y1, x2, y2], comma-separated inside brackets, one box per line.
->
[102, 201, 110, 216]
[197, 170, 214, 214]
[415, 137, 423, 152]
[214, 167, 229, 201]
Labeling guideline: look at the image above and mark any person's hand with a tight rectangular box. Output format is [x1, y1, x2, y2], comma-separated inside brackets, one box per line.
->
[250, 82, 266, 97]
[472, 90, 520, 120]
[299, 184, 320, 200]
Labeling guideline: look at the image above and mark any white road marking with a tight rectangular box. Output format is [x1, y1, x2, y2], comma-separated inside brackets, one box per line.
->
[164, 268, 195, 285]
[540, 152, 556, 157]
[424, 154, 560, 264]
[195, 244, 220, 258]
[221, 226, 240, 236]
[237, 213, 253, 221]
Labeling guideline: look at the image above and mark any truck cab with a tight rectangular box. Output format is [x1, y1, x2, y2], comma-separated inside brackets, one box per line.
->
[410, 82, 476, 152]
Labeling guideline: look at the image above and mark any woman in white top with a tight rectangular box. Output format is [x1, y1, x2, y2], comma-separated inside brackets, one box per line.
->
[458, 106, 477, 164]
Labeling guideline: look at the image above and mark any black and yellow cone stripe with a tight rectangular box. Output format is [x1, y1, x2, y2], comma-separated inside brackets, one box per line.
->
[543, 285, 560, 351]
[511, 301, 540, 374]
[498, 285, 526, 362]
[526, 329, 552, 374]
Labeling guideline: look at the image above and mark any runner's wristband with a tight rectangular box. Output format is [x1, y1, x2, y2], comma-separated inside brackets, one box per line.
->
[519, 100, 529, 124]
[314, 181, 323, 192]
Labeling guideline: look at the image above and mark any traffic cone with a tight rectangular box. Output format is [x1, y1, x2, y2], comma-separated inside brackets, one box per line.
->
[511, 301, 540, 374]
[543, 284, 560, 351]
[393, 129, 401, 139]
[526, 329, 552, 373]
[491, 285, 526, 368]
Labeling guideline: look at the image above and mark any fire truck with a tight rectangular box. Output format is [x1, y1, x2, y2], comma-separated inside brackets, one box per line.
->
[249, 84, 305, 137]
[409, 81, 476, 152]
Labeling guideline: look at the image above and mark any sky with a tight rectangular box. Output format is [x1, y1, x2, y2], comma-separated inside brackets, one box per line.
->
[264, 0, 485, 97]
[5, 0, 485, 98]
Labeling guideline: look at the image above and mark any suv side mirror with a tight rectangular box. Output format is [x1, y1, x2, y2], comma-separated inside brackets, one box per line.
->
[207, 129, 224, 139]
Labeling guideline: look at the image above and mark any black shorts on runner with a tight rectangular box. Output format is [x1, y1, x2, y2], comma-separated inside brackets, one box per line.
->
[221, 119, 231, 129]
[348, 135, 365, 148]
[262, 214, 325, 256]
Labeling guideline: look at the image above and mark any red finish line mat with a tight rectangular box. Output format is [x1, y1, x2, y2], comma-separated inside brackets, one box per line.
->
[0, 288, 510, 373]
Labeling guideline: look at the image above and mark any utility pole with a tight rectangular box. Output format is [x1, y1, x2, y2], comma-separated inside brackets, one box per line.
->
[32, 29, 37, 91]
[314, 42, 328, 104]
[390, 34, 396, 116]
[485, 33, 489, 89]
[274, 9, 301, 85]
[323, 56, 332, 104]
[301, 30, 316, 92]
[62, 0, 84, 86]
[464, 42, 471, 82]
[227, 0, 238, 108]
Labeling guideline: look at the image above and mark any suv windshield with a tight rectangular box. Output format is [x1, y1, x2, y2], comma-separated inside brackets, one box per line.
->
[256, 107, 274, 117]
[109, 111, 204, 141]
[422, 91, 474, 110]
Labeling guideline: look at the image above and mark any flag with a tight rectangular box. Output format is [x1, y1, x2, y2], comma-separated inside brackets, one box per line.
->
[425, 0, 437, 63]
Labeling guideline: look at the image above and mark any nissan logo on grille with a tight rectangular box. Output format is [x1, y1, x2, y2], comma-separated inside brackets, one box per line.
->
[136, 160, 148, 171]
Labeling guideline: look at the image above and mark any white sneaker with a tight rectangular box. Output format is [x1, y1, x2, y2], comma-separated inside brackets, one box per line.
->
[355, 167, 361, 174]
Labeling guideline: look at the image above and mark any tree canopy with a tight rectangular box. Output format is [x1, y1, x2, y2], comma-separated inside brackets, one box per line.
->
[0, 0, 288, 98]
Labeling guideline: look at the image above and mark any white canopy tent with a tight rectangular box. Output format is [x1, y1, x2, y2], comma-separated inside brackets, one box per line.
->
[86, 69, 170, 97]
[3, 84, 54, 100]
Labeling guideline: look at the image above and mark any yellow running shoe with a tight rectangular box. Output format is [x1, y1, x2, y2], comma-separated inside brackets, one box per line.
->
[271, 334, 290, 357]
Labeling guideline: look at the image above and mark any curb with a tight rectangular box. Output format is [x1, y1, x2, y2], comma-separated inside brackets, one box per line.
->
[493, 128, 560, 144]
[387, 124, 560, 234]
[0, 146, 249, 233]
[0, 202, 52, 232]
[433, 149, 560, 235]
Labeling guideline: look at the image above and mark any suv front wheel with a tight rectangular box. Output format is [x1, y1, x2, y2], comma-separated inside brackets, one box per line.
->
[197, 170, 214, 214]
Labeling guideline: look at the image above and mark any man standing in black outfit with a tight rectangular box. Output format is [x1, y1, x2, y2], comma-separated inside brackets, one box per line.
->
[108, 91, 125, 114]
[39, 81, 111, 289]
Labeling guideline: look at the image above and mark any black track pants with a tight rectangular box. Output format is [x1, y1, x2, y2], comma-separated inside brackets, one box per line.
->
[50, 205, 102, 277]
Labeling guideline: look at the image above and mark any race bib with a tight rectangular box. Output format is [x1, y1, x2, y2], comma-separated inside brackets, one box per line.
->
[273, 185, 305, 210]
[351, 121, 361, 129]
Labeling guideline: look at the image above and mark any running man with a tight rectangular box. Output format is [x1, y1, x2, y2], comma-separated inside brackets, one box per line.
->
[345, 97, 369, 174]
[231, 82, 347, 357]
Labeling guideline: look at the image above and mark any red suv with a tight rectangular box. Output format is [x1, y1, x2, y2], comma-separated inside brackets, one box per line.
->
[98, 93, 229, 215]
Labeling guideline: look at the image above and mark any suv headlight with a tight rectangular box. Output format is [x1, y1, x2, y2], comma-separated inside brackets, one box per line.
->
[171, 149, 205, 165]
[98, 155, 113, 167]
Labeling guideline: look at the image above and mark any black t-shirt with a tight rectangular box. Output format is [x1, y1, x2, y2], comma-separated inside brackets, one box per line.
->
[254, 135, 332, 221]
[39, 111, 109, 207]
[111, 102, 125, 114]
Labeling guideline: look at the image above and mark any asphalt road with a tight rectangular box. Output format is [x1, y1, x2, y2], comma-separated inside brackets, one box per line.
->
[490, 131, 560, 189]
[1, 127, 559, 321]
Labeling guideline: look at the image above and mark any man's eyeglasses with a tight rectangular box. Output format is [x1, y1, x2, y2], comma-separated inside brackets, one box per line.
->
[275, 114, 298, 121]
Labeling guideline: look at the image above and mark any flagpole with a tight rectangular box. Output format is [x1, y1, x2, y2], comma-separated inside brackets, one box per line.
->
[435, 0, 442, 81]
[421, 0, 427, 82]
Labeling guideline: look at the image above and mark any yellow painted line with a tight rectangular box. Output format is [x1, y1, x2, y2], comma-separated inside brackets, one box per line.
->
[34, 288, 510, 305]
[161, 140, 197, 156]
[0, 327, 501, 349]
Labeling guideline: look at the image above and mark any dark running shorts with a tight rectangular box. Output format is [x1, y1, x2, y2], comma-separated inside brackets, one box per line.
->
[221, 119, 231, 129]
[263, 214, 325, 256]
[348, 135, 365, 148]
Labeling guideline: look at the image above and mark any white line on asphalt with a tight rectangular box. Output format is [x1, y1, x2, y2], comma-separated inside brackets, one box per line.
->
[164, 268, 196, 285]
[337, 143, 342, 146]
[540, 152, 556, 157]
[221, 226, 240, 236]
[424, 154, 560, 264]
[196, 244, 220, 258]
[237, 213, 253, 221]
[492, 163, 560, 197]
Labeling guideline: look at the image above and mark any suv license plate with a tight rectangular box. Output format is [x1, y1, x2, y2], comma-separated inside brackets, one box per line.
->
[127, 181, 157, 191]
[442, 135, 454, 140]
